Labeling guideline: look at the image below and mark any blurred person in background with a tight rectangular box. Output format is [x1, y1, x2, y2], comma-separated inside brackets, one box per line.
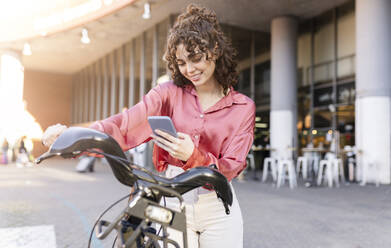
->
[1, 138, 9, 164]
[16, 136, 33, 167]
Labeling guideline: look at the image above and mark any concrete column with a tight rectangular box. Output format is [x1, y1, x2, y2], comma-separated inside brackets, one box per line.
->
[356, 0, 391, 184]
[71, 79, 76, 124]
[140, 32, 146, 100]
[110, 52, 117, 116]
[89, 65, 95, 121]
[73, 78, 78, 124]
[102, 55, 109, 118]
[128, 40, 135, 107]
[270, 16, 298, 159]
[83, 69, 89, 123]
[95, 61, 102, 120]
[118, 45, 125, 111]
[152, 25, 158, 87]
[250, 32, 255, 100]
[78, 74, 83, 123]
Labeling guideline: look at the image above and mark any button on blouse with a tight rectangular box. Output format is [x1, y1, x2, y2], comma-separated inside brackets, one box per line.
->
[90, 81, 255, 181]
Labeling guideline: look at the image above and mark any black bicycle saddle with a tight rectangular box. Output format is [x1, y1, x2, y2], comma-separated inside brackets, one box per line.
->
[36, 127, 233, 207]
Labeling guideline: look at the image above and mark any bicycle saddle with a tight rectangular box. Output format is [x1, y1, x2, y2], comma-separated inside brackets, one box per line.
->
[36, 127, 233, 207]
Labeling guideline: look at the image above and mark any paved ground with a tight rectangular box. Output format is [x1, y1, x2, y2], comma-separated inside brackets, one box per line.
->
[0, 158, 390, 248]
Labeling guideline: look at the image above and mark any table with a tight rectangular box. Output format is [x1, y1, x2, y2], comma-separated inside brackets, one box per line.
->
[252, 145, 276, 152]
[301, 147, 328, 153]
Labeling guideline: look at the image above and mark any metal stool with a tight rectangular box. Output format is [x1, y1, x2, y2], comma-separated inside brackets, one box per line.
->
[262, 157, 278, 182]
[277, 159, 297, 189]
[317, 159, 333, 187]
[296, 156, 309, 179]
[332, 158, 345, 187]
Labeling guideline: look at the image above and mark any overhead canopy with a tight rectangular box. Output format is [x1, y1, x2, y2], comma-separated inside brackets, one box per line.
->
[0, 0, 350, 74]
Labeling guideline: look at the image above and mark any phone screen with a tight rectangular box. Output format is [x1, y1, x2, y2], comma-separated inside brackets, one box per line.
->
[147, 116, 177, 138]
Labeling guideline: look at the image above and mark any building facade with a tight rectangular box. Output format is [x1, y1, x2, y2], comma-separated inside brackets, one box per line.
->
[1, 0, 389, 183]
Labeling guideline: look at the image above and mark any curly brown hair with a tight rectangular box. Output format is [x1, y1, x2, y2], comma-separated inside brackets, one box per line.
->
[164, 4, 238, 94]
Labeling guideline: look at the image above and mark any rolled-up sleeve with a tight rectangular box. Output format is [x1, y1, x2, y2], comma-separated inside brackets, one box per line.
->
[182, 103, 255, 181]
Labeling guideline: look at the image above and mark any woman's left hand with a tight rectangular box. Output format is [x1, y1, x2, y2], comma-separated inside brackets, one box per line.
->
[151, 130, 194, 161]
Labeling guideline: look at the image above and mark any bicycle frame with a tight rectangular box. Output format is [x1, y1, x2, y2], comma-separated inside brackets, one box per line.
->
[96, 182, 188, 248]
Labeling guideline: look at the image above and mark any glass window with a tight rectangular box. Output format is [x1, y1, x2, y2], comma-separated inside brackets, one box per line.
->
[337, 81, 355, 105]
[314, 109, 332, 128]
[297, 87, 311, 129]
[237, 68, 250, 97]
[313, 86, 333, 107]
[254, 111, 270, 146]
[221, 24, 252, 63]
[314, 10, 334, 83]
[254, 32, 270, 58]
[254, 61, 270, 105]
[337, 105, 355, 146]
[314, 10, 334, 65]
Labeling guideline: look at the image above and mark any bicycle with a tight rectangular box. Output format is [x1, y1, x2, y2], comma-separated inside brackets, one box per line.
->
[36, 127, 233, 248]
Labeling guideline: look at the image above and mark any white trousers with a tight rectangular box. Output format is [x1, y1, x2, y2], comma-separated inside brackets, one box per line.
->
[163, 166, 243, 248]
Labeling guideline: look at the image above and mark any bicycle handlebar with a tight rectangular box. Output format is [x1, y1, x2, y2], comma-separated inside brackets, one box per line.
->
[36, 127, 233, 209]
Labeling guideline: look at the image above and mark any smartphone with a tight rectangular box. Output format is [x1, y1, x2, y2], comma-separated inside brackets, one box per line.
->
[147, 116, 178, 138]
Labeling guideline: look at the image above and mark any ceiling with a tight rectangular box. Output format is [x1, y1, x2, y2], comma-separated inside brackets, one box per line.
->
[0, 0, 351, 75]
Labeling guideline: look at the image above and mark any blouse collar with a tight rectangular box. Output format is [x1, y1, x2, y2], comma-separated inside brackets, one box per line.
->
[184, 84, 248, 113]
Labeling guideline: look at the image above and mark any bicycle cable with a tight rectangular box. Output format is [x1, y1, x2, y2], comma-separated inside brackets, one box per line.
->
[88, 192, 133, 248]
[87, 149, 160, 184]
[156, 196, 166, 237]
[85, 150, 191, 246]
[112, 235, 117, 248]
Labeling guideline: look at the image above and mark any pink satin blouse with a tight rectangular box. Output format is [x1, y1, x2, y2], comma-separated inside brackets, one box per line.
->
[90, 81, 255, 181]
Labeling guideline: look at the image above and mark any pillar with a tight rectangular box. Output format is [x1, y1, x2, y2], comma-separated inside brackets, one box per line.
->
[356, 0, 391, 184]
[270, 16, 298, 159]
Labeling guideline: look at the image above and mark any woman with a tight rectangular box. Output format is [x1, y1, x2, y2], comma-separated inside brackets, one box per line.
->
[43, 4, 255, 248]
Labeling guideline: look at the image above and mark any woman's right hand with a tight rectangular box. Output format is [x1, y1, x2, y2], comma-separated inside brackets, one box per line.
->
[41, 123, 68, 147]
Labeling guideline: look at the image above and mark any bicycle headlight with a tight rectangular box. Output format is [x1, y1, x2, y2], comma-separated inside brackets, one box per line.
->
[145, 205, 173, 224]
